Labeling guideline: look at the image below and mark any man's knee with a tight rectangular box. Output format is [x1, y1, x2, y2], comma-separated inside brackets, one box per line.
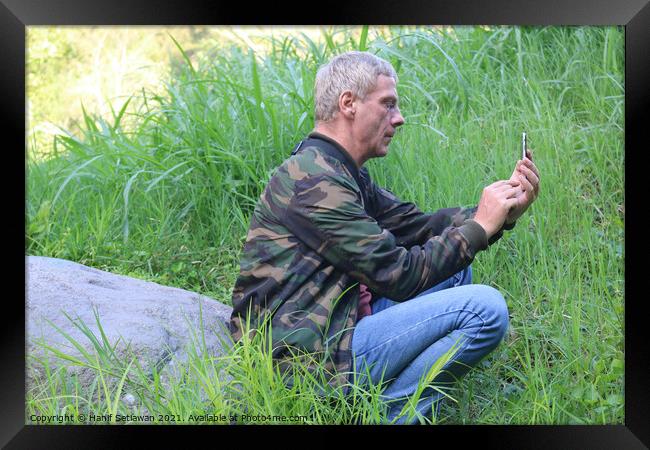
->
[472, 285, 509, 342]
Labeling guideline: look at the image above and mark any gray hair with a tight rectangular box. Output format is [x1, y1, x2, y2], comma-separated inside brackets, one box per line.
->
[314, 51, 398, 122]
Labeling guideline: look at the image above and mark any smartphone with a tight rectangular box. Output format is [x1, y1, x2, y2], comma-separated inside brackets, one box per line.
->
[521, 132, 527, 160]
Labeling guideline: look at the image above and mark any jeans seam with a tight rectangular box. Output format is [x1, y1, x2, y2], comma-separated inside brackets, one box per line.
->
[354, 307, 488, 360]
[384, 318, 488, 405]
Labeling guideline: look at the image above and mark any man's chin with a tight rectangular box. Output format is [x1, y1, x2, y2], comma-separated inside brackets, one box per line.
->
[368, 144, 390, 160]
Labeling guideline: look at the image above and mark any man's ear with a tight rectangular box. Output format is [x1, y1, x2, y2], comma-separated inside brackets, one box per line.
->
[338, 90, 356, 119]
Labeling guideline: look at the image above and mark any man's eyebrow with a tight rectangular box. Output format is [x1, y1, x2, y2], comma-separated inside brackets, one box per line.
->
[381, 94, 399, 103]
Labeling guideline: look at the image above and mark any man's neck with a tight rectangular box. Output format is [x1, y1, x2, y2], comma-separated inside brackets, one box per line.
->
[313, 123, 365, 168]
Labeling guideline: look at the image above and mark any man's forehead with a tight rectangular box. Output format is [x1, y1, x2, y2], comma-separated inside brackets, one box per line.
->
[373, 75, 399, 97]
[377, 74, 397, 88]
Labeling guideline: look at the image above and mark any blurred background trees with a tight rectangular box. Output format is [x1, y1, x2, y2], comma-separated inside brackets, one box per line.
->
[26, 26, 335, 161]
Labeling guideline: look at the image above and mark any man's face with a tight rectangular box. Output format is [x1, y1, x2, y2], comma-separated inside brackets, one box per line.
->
[353, 74, 405, 160]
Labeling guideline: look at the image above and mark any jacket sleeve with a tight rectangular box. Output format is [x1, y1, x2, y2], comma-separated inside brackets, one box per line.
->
[366, 175, 516, 247]
[283, 172, 489, 301]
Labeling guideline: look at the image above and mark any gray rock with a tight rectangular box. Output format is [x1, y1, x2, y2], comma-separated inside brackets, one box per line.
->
[26, 255, 234, 398]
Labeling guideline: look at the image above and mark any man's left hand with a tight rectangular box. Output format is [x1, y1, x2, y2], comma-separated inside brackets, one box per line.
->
[505, 149, 540, 224]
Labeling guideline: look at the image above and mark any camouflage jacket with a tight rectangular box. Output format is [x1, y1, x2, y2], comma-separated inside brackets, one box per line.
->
[229, 132, 515, 389]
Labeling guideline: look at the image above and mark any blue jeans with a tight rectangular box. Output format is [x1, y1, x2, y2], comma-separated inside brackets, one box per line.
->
[349, 266, 509, 424]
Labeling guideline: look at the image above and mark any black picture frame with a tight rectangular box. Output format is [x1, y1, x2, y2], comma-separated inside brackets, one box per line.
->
[3, 0, 648, 447]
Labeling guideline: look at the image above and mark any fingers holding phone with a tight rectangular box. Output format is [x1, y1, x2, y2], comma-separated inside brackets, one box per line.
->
[518, 161, 540, 197]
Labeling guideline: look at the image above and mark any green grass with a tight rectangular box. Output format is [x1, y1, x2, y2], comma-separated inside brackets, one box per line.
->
[26, 25, 624, 424]
[26, 302, 461, 425]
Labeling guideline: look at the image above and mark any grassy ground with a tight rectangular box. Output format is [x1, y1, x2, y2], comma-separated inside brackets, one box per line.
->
[26, 25, 624, 424]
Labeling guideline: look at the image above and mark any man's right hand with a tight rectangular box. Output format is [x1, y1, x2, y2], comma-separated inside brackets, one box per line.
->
[472, 180, 521, 239]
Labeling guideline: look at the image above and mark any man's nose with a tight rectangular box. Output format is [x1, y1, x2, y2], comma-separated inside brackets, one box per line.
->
[392, 107, 405, 127]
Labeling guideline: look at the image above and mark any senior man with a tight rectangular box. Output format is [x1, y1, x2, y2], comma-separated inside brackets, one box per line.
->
[229, 51, 540, 424]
